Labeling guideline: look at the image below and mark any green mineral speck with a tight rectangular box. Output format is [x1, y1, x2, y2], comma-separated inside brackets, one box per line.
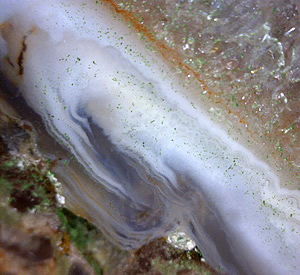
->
[0, 160, 16, 170]
[57, 207, 104, 274]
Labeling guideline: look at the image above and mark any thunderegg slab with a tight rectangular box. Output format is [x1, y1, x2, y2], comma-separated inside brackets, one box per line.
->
[0, 1, 299, 274]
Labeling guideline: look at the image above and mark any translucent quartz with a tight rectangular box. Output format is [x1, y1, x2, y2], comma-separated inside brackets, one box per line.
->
[0, 1, 299, 274]
[112, 0, 300, 182]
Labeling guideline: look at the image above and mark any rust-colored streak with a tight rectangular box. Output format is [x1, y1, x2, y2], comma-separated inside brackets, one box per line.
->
[17, 36, 27, 76]
[101, 1, 299, 178]
[102, 0, 251, 134]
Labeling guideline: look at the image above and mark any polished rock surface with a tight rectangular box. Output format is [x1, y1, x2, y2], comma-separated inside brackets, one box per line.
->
[0, 1, 299, 274]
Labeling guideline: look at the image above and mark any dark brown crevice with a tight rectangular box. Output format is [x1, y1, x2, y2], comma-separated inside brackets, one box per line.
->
[0, 224, 54, 262]
[17, 36, 27, 76]
[68, 263, 90, 275]
[10, 187, 41, 213]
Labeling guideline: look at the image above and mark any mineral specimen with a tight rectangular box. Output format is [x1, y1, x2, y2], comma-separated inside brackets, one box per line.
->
[0, 1, 299, 274]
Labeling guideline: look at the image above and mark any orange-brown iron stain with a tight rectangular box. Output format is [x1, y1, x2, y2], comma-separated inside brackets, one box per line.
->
[59, 232, 71, 255]
[102, 0, 254, 136]
[102, 0, 299, 176]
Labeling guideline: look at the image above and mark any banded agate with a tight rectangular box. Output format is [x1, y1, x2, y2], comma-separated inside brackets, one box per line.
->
[0, 1, 299, 274]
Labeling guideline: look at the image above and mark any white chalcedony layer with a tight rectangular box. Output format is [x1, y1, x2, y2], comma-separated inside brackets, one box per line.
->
[1, 1, 299, 274]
